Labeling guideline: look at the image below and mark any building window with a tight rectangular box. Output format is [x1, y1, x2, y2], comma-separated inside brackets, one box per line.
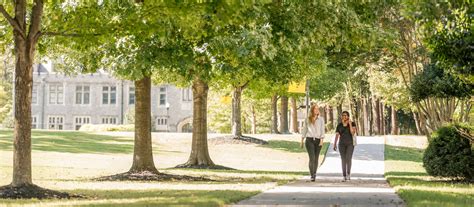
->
[159, 87, 166, 106]
[75, 85, 90, 105]
[32, 116, 37, 129]
[49, 84, 64, 105]
[157, 117, 168, 126]
[32, 85, 38, 105]
[101, 116, 117, 125]
[182, 88, 192, 102]
[129, 86, 135, 105]
[74, 116, 90, 130]
[48, 116, 64, 130]
[102, 85, 117, 105]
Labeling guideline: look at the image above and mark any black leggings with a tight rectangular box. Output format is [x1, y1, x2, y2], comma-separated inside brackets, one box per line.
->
[305, 138, 322, 178]
[339, 143, 354, 177]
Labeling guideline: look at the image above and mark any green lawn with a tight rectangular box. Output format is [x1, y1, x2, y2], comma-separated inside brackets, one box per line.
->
[0, 130, 317, 206]
[0, 129, 134, 154]
[385, 144, 474, 207]
[0, 190, 259, 207]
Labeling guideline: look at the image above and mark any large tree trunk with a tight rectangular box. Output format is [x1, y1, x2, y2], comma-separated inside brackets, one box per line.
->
[182, 78, 214, 167]
[129, 76, 158, 173]
[391, 106, 399, 135]
[279, 95, 289, 133]
[3, 0, 44, 187]
[290, 97, 298, 133]
[231, 86, 243, 137]
[271, 94, 279, 134]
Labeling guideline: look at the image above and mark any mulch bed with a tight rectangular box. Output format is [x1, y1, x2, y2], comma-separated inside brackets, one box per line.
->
[209, 135, 268, 145]
[94, 171, 212, 182]
[0, 184, 84, 199]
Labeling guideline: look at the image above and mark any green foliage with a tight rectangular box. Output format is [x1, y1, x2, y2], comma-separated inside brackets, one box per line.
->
[423, 124, 474, 180]
[413, 1, 473, 83]
[385, 144, 474, 207]
[410, 63, 473, 102]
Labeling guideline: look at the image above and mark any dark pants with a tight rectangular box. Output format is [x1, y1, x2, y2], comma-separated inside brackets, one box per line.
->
[305, 138, 322, 178]
[339, 143, 354, 177]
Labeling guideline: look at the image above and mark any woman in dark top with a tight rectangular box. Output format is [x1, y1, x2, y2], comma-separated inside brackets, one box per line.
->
[333, 111, 357, 181]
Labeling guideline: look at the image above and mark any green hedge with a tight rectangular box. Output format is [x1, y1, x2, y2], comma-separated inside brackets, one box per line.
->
[423, 124, 474, 180]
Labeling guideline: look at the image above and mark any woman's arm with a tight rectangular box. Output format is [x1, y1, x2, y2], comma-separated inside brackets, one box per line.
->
[348, 119, 356, 135]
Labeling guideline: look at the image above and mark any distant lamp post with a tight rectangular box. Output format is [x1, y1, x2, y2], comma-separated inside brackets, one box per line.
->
[166, 102, 170, 132]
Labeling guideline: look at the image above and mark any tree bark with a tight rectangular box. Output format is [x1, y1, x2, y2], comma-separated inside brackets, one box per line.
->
[329, 106, 334, 130]
[391, 106, 399, 135]
[413, 111, 422, 135]
[231, 86, 243, 137]
[380, 102, 385, 135]
[183, 78, 214, 166]
[337, 103, 343, 123]
[279, 95, 289, 133]
[362, 97, 369, 136]
[271, 94, 279, 134]
[373, 97, 380, 135]
[250, 104, 257, 134]
[130, 76, 158, 173]
[290, 97, 298, 133]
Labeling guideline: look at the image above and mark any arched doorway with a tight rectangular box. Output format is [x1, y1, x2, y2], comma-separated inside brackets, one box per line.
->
[177, 117, 193, 133]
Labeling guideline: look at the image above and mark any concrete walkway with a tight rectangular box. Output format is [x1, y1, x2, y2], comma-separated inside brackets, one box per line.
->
[234, 136, 405, 207]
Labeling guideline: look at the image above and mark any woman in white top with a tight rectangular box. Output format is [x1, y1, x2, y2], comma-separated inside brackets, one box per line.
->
[301, 104, 325, 182]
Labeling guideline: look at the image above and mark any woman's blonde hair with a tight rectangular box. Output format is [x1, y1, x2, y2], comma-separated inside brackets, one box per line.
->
[308, 104, 319, 124]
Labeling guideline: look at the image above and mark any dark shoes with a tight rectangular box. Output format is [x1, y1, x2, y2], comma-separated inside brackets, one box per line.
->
[310, 177, 315, 182]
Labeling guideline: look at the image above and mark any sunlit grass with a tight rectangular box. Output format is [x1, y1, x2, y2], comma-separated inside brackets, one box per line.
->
[385, 144, 474, 207]
[0, 190, 259, 207]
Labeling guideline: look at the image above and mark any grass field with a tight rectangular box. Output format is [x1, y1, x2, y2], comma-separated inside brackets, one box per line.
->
[0, 129, 328, 206]
[385, 136, 474, 207]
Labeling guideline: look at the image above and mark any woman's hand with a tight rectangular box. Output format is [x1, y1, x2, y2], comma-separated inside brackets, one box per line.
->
[319, 139, 324, 146]
[333, 145, 337, 151]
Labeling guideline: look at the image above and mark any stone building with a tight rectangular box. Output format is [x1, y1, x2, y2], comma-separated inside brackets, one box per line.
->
[31, 64, 193, 132]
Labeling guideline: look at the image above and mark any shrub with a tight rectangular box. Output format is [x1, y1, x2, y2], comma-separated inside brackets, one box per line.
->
[423, 124, 474, 180]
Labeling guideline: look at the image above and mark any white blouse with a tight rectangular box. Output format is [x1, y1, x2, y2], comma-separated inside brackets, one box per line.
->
[301, 117, 325, 139]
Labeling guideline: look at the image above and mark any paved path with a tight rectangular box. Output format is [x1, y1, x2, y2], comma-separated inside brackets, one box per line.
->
[234, 136, 405, 207]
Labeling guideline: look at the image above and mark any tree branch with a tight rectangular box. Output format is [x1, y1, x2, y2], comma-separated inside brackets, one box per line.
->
[0, 4, 26, 39]
[27, 0, 43, 43]
[40, 31, 101, 37]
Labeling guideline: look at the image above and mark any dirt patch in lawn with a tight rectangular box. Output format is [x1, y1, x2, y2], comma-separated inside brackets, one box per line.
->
[95, 171, 211, 182]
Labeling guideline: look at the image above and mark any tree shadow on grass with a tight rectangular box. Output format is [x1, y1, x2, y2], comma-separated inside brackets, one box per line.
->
[0, 129, 133, 154]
